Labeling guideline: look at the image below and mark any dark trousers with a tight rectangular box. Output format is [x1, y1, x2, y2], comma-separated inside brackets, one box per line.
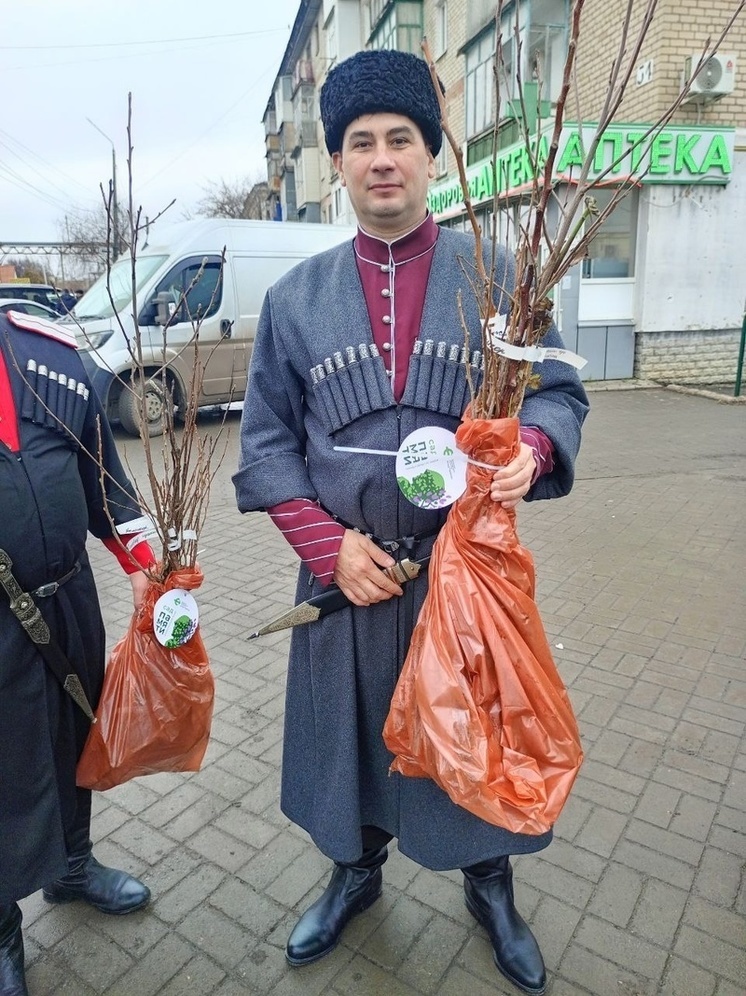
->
[361, 825, 394, 853]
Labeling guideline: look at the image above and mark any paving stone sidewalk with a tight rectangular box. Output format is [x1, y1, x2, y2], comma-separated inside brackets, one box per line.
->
[20, 388, 746, 996]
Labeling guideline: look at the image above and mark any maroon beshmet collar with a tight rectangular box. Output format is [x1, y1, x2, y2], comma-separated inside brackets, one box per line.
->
[353, 213, 440, 401]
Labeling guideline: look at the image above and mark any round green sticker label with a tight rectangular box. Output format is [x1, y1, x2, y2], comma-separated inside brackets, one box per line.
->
[395, 426, 467, 509]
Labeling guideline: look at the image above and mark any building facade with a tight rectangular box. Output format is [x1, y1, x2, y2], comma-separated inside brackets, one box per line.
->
[263, 1, 746, 383]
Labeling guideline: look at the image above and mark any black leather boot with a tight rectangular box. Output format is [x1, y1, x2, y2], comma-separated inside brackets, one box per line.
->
[42, 821, 150, 916]
[463, 857, 546, 995]
[285, 846, 388, 966]
[0, 903, 29, 996]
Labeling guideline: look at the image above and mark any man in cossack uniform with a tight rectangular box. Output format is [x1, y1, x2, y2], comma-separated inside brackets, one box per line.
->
[233, 50, 589, 996]
[0, 310, 154, 995]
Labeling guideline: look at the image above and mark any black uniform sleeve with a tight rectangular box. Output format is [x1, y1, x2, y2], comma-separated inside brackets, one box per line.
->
[76, 382, 143, 540]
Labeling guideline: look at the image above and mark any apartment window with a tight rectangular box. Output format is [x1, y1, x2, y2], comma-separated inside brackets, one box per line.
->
[370, 0, 390, 25]
[333, 186, 344, 220]
[582, 188, 638, 279]
[467, 131, 493, 167]
[433, 0, 448, 59]
[498, 0, 532, 103]
[369, 1, 423, 54]
[326, 9, 337, 63]
[464, 1, 569, 143]
[526, 0, 569, 100]
[465, 24, 495, 140]
[372, 7, 396, 49]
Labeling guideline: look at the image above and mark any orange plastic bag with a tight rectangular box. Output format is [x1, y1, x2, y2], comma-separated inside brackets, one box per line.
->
[77, 567, 214, 791]
[383, 415, 582, 834]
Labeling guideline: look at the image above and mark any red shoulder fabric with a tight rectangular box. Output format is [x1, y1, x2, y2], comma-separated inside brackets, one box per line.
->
[102, 536, 157, 575]
[0, 349, 20, 451]
[5, 310, 78, 349]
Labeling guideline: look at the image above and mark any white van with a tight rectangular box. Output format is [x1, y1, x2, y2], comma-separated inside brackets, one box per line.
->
[71, 218, 356, 435]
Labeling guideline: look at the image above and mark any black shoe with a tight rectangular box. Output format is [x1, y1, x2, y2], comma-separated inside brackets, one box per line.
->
[463, 857, 546, 995]
[0, 903, 29, 996]
[42, 855, 150, 915]
[285, 846, 388, 966]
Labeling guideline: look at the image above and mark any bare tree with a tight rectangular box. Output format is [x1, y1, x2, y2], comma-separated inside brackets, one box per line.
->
[2, 257, 47, 284]
[58, 204, 128, 279]
[195, 175, 270, 220]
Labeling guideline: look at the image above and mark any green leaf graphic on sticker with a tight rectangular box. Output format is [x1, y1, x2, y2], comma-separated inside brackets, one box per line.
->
[398, 469, 447, 508]
[166, 615, 193, 648]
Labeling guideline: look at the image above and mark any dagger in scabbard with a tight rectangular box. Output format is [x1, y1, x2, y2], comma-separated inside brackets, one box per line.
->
[248, 555, 430, 638]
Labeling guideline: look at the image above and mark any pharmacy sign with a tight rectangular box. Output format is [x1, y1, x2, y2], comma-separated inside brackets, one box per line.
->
[428, 123, 735, 218]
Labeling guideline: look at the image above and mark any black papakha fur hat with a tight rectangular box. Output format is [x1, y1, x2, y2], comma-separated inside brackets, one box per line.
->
[320, 49, 443, 156]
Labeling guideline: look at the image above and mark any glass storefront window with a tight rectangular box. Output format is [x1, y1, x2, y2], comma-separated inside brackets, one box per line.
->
[582, 188, 638, 279]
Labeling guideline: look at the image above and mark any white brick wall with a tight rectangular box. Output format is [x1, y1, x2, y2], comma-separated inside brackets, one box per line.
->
[574, 0, 745, 127]
[635, 329, 743, 383]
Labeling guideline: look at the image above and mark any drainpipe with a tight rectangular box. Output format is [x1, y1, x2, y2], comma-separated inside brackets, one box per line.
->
[736, 301, 746, 398]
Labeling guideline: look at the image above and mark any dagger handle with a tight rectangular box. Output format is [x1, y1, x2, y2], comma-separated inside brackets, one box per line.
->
[382, 558, 422, 584]
[315, 587, 352, 617]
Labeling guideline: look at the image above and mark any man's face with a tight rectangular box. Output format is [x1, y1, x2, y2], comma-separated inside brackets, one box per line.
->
[332, 112, 436, 239]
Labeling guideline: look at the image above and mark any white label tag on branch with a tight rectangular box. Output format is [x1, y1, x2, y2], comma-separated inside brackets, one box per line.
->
[116, 515, 159, 542]
[490, 336, 588, 370]
[166, 527, 199, 551]
[488, 313, 508, 340]
[116, 515, 154, 535]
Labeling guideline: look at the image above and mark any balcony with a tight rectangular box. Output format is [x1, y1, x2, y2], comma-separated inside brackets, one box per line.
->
[279, 122, 297, 159]
[292, 59, 314, 92]
[292, 120, 318, 155]
[263, 110, 278, 138]
[370, 0, 395, 30]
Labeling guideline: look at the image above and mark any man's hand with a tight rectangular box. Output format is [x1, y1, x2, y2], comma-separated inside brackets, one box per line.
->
[333, 530, 404, 606]
[129, 570, 150, 610]
[489, 442, 536, 509]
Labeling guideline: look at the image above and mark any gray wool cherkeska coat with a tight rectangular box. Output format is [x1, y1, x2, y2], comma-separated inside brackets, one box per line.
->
[233, 228, 589, 870]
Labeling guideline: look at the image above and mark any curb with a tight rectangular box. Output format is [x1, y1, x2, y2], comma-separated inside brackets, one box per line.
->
[584, 379, 746, 403]
[584, 379, 659, 392]
[661, 383, 746, 404]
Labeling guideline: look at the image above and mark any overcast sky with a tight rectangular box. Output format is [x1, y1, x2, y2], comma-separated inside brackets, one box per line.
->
[0, 0, 303, 244]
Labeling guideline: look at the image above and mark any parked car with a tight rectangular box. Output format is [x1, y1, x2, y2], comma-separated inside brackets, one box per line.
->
[72, 218, 358, 436]
[0, 298, 62, 321]
[0, 283, 65, 315]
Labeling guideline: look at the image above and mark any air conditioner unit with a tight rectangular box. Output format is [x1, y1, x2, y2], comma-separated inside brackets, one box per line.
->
[683, 53, 736, 100]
